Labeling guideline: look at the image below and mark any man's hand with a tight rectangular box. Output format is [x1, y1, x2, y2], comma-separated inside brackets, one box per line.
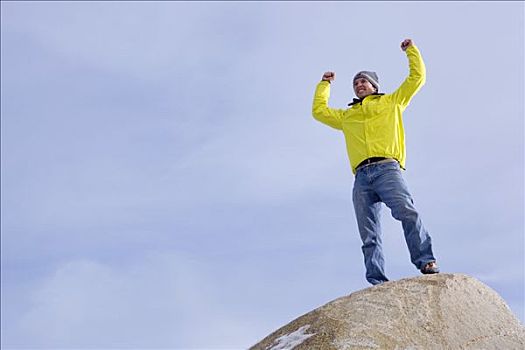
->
[322, 71, 335, 83]
[401, 39, 413, 52]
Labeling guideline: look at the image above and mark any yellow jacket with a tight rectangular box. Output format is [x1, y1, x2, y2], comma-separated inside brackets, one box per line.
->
[312, 45, 426, 174]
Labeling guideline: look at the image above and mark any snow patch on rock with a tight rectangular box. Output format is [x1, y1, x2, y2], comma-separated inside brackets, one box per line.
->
[266, 325, 315, 350]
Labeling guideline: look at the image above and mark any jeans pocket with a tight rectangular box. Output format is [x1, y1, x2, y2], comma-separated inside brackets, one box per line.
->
[378, 160, 400, 172]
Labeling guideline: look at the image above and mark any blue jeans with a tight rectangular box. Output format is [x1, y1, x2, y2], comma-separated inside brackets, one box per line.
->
[352, 160, 436, 285]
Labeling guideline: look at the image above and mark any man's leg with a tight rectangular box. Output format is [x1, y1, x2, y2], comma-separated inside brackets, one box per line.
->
[374, 163, 436, 270]
[353, 172, 388, 285]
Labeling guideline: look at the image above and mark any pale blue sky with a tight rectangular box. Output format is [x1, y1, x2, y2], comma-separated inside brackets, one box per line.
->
[1, 1, 524, 349]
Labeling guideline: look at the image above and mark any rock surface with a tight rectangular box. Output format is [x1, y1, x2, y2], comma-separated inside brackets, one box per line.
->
[249, 274, 524, 350]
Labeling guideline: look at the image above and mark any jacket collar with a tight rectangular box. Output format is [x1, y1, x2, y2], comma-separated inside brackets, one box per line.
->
[348, 93, 385, 106]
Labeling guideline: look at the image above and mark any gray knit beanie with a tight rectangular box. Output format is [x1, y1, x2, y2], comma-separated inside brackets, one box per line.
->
[353, 71, 379, 91]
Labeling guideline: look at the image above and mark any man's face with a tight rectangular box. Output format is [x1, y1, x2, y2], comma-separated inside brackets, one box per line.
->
[353, 78, 376, 99]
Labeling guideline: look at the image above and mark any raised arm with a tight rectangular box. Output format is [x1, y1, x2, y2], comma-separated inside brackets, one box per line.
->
[312, 72, 344, 130]
[391, 39, 426, 108]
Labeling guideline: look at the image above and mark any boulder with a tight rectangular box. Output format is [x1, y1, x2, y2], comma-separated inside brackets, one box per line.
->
[249, 273, 524, 350]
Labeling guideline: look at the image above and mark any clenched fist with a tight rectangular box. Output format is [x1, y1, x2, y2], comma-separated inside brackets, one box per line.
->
[322, 71, 335, 83]
[401, 39, 413, 51]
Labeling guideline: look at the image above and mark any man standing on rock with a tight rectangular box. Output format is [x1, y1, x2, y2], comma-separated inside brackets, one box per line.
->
[312, 39, 439, 285]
